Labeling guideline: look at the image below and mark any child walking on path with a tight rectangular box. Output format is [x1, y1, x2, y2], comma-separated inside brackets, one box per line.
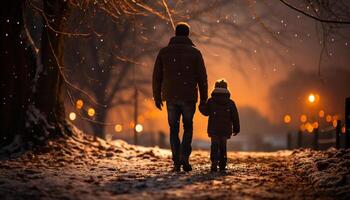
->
[199, 79, 240, 172]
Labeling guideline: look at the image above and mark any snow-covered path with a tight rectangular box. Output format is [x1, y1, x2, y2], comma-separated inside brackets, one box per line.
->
[0, 131, 349, 199]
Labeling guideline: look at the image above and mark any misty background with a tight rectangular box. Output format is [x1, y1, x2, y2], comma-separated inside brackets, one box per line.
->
[47, 0, 350, 151]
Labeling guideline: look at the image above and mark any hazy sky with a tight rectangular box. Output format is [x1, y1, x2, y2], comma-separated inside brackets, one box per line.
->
[69, 1, 350, 147]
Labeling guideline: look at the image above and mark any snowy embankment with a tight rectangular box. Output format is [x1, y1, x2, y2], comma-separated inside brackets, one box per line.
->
[291, 148, 350, 199]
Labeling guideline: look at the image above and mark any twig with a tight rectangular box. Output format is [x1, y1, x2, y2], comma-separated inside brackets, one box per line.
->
[46, 30, 106, 108]
[30, 1, 93, 37]
[280, 0, 350, 24]
[66, 89, 118, 126]
[162, 0, 175, 30]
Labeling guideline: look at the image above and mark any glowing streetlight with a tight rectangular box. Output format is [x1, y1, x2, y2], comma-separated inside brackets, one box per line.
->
[114, 124, 122, 133]
[69, 112, 76, 121]
[283, 114, 291, 124]
[76, 99, 84, 109]
[135, 124, 143, 133]
[308, 93, 316, 103]
[312, 122, 319, 129]
[87, 108, 95, 117]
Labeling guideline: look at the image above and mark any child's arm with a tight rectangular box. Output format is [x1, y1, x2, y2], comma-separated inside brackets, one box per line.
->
[230, 100, 240, 135]
[199, 99, 211, 116]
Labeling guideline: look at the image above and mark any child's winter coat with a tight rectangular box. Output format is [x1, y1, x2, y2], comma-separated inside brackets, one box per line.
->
[200, 88, 240, 138]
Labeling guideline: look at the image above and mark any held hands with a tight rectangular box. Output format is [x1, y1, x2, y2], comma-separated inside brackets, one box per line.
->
[232, 132, 239, 136]
[198, 100, 207, 115]
[155, 99, 163, 110]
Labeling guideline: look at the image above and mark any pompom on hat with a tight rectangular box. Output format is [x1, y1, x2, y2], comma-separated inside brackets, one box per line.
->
[214, 79, 228, 89]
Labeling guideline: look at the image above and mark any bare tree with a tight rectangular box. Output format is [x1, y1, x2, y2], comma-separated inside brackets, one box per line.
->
[0, 0, 171, 153]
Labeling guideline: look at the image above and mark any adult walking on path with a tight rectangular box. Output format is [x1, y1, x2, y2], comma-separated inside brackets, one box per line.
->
[152, 22, 208, 172]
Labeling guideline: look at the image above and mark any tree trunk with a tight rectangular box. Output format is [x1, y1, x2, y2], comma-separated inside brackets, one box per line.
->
[0, 0, 70, 153]
[0, 1, 36, 146]
[91, 111, 107, 139]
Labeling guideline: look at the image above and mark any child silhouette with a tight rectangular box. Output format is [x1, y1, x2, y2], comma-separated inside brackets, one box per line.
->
[199, 79, 240, 172]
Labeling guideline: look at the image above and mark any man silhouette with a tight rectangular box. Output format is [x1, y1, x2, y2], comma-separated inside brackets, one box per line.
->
[152, 22, 208, 172]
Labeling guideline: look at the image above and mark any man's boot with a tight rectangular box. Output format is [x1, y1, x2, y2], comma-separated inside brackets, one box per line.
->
[182, 159, 192, 172]
[173, 162, 181, 172]
[219, 161, 226, 172]
[211, 161, 218, 172]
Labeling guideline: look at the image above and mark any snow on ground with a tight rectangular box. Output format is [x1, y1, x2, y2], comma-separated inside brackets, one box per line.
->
[291, 148, 350, 199]
[0, 129, 349, 199]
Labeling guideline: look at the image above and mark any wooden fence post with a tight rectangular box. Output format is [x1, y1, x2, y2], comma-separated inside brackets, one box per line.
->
[297, 130, 302, 148]
[336, 120, 341, 149]
[346, 98, 350, 149]
[313, 128, 319, 150]
[287, 132, 292, 150]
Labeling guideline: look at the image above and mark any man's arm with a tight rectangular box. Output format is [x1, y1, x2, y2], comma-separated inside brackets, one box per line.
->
[152, 51, 163, 106]
[195, 51, 208, 103]
[230, 101, 240, 134]
[199, 99, 211, 116]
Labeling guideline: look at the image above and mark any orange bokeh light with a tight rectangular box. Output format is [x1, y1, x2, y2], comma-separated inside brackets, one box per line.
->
[305, 122, 314, 133]
[76, 99, 84, 109]
[114, 124, 122, 133]
[87, 108, 95, 117]
[284, 114, 291, 124]
[332, 120, 338, 128]
[300, 114, 307, 123]
[69, 112, 76, 121]
[318, 110, 325, 118]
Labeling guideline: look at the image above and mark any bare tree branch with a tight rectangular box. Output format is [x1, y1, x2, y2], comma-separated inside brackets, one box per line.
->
[280, 0, 350, 24]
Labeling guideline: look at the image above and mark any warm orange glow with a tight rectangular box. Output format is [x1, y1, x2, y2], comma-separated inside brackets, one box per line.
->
[87, 108, 95, 117]
[326, 115, 332, 123]
[135, 124, 143, 133]
[332, 115, 339, 121]
[69, 112, 76, 121]
[283, 114, 291, 124]
[312, 122, 319, 129]
[342, 126, 346, 134]
[76, 99, 84, 109]
[332, 120, 338, 128]
[300, 114, 307, 123]
[305, 122, 314, 133]
[308, 93, 315, 103]
[315, 94, 320, 102]
[300, 124, 306, 132]
[318, 110, 325, 118]
[114, 124, 122, 133]
[138, 116, 145, 123]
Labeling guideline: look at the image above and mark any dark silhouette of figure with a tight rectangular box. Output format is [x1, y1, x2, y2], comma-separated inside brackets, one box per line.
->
[152, 22, 208, 172]
[199, 79, 240, 172]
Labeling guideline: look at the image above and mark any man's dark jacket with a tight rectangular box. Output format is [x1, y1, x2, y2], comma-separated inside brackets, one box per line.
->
[152, 36, 208, 103]
[200, 89, 240, 138]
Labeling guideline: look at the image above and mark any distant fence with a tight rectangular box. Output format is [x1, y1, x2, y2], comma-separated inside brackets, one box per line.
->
[287, 98, 350, 150]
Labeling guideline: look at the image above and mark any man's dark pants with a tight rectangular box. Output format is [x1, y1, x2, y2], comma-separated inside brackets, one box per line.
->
[166, 102, 195, 165]
[210, 136, 228, 168]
